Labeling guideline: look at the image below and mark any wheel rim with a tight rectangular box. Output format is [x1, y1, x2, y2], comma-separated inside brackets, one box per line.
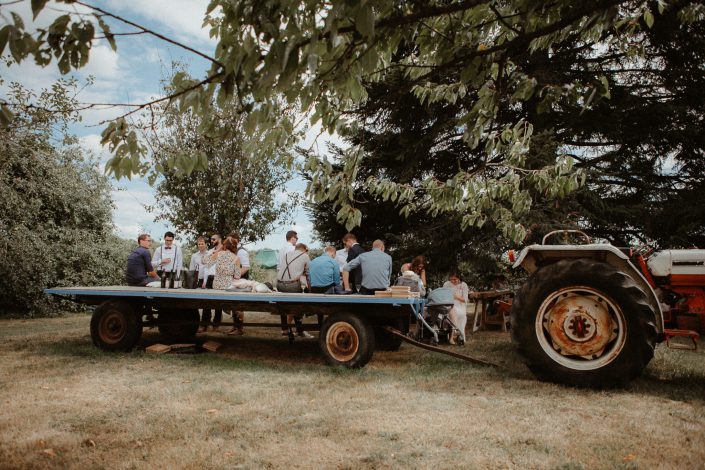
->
[326, 321, 359, 362]
[99, 310, 127, 345]
[535, 286, 626, 371]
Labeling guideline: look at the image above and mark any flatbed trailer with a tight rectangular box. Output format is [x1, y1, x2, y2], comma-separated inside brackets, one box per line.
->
[45, 286, 426, 368]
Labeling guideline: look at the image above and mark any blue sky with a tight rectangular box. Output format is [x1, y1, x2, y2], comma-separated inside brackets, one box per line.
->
[1, 0, 338, 250]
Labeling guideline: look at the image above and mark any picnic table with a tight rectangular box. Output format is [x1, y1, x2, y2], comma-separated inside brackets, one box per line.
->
[470, 289, 514, 333]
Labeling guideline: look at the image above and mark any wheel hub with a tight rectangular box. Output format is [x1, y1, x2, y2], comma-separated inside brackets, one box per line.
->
[100, 311, 126, 344]
[543, 293, 616, 358]
[326, 322, 359, 362]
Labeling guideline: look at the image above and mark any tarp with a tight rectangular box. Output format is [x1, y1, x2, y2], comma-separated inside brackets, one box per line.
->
[254, 248, 278, 269]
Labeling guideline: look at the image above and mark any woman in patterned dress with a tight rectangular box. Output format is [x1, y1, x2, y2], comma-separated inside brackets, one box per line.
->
[202, 238, 241, 290]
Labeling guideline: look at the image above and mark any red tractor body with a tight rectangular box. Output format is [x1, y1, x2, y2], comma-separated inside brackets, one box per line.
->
[637, 249, 705, 332]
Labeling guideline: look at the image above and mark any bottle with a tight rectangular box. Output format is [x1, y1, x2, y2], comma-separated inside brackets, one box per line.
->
[168, 270, 175, 289]
[160, 270, 167, 288]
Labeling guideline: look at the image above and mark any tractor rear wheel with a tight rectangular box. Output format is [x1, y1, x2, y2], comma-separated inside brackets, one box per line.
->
[511, 259, 658, 387]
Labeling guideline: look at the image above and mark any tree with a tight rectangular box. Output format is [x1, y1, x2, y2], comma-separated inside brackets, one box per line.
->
[0, 78, 128, 314]
[308, 2, 705, 255]
[3, 1, 704, 242]
[146, 71, 296, 243]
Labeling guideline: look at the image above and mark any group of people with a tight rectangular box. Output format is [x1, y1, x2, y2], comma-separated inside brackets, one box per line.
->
[125, 229, 470, 342]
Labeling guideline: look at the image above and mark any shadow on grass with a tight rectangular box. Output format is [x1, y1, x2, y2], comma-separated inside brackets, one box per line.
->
[31, 327, 705, 400]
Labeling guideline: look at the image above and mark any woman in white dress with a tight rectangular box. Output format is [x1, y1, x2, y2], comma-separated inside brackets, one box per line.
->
[443, 272, 469, 343]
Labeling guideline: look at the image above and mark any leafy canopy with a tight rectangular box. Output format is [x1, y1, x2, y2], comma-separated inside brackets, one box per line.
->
[0, 78, 130, 314]
[3, 0, 703, 241]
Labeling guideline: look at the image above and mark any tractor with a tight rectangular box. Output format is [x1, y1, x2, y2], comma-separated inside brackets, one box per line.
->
[507, 230, 705, 387]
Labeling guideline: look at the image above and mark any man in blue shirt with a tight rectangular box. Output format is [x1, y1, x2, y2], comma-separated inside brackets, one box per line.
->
[343, 239, 393, 295]
[309, 246, 341, 293]
[126, 234, 159, 286]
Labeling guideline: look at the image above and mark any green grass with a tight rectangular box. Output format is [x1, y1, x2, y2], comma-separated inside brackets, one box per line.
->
[0, 313, 704, 469]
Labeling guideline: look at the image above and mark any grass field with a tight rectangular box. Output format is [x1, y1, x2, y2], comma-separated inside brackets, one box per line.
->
[1, 311, 704, 469]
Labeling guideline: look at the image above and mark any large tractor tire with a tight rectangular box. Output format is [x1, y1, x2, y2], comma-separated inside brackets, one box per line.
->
[511, 258, 658, 388]
[157, 308, 200, 344]
[90, 300, 142, 352]
[319, 312, 375, 368]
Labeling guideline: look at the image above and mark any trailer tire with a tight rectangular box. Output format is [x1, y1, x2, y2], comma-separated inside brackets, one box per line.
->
[157, 308, 200, 343]
[90, 300, 142, 352]
[511, 258, 658, 388]
[319, 312, 375, 368]
[374, 317, 407, 351]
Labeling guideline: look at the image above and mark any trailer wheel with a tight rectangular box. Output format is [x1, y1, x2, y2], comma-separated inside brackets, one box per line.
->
[511, 259, 658, 388]
[319, 312, 375, 368]
[374, 317, 407, 351]
[90, 300, 142, 352]
[157, 308, 200, 343]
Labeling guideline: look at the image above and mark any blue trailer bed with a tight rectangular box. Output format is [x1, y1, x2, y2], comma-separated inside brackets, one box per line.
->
[45, 286, 426, 368]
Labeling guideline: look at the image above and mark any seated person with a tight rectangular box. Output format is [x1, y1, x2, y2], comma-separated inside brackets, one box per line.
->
[343, 239, 392, 295]
[276, 243, 313, 338]
[309, 246, 341, 293]
[126, 234, 159, 286]
[400, 255, 427, 287]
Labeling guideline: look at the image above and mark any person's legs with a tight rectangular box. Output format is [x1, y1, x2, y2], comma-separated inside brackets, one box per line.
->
[228, 311, 244, 335]
[456, 311, 468, 342]
[212, 309, 222, 330]
[200, 309, 212, 331]
[277, 281, 301, 336]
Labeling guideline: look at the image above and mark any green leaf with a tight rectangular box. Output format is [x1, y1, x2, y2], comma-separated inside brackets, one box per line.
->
[354, 5, 375, 38]
[0, 26, 11, 56]
[0, 104, 14, 127]
[31, 0, 49, 20]
[644, 9, 654, 29]
[11, 12, 24, 29]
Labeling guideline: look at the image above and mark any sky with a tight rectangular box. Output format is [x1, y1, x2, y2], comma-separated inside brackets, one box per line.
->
[0, 0, 339, 250]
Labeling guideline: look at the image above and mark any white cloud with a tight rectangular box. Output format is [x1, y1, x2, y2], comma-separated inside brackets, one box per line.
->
[106, 0, 215, 47]
[79, 134, 112, 165]
[81, 44, 121, 80]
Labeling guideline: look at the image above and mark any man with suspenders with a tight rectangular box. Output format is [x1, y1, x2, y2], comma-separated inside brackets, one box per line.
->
[276, 242, 313, 338]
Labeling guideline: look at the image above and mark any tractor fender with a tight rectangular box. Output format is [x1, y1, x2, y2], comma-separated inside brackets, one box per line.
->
[513, 244, 665, 335]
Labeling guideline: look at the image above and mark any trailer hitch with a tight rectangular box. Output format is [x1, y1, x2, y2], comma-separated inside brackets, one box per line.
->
[382, 326, 500, 368]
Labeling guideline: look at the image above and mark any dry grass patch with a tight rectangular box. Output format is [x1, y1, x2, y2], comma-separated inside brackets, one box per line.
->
[0, 312, 703, 469]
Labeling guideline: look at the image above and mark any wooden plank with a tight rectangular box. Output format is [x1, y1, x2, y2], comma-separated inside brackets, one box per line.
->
[146, 344, 171, 354]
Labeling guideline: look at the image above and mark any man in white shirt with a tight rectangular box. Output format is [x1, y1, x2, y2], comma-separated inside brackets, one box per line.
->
[189, 236, 208, 287]
[335, 247, 348, 273]
[278, 230, 298, 268]
[152, 231, 184, 287]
